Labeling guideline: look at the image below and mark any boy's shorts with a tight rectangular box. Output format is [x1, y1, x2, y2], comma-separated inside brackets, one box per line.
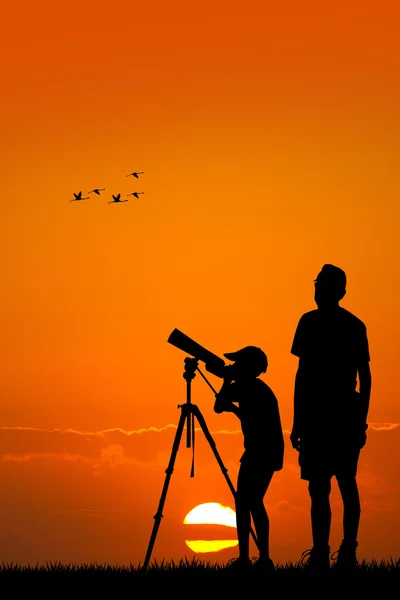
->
[237, 451, 275, 500]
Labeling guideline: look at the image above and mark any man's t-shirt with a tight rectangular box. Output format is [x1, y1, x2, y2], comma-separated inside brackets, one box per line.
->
[291, 306, 370, 434]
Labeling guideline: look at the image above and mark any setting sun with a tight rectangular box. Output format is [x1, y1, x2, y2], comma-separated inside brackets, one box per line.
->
[183, 502, 238, 553]
[184, 503, 236, 527]
[185, 540, 238, 553]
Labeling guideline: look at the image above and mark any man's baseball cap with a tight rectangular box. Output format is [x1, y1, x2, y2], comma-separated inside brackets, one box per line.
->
[223, 346, 268, 373]
[314, 264, 347, 289]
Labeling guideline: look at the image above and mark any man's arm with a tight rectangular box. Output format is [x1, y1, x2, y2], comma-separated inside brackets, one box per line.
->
[352, 361, 371, 449]
[290, 317, 305, 450]
[358, 361, 372, 425]
[290, 359, 305, 451]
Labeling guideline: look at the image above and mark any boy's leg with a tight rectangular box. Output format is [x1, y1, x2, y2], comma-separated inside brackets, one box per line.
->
[237, 460, 276, 574]
[224, 462, 252, 572]
[235, 461, 252, 560]
[248, 470, 274, 560]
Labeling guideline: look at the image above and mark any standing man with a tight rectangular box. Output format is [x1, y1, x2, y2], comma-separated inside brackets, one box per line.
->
[290, 264, 371, 575]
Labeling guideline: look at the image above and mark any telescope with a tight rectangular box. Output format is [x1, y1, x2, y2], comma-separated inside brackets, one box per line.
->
[167, 328, 227, 378]
[143, 329, 261, 570]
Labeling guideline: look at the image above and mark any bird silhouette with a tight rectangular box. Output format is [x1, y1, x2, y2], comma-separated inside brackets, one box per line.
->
[126, 171, 144, 178]
[127, 192, 145, 199]
[70, 191, 90, 202]
[108, 193, 128, 204]
[88, 188, 106, 195]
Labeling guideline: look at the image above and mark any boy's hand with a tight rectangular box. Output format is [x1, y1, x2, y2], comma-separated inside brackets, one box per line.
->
[214, 395, 235, 414]
[223, 365, 235, 383]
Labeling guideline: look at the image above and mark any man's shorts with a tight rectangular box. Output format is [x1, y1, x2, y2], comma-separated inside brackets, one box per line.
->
[298, 439, 361, 481]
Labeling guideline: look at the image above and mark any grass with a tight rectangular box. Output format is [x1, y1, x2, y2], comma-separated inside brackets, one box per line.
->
[1, 555, 400, 591]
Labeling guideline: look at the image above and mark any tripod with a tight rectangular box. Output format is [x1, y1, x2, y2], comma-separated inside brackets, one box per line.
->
[142, 357, 259, 571]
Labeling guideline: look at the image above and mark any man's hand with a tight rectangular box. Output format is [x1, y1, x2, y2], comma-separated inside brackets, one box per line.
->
[290, 430, 301, 451]
[356, 424, 368, 449]
[358, 431, 367, 448]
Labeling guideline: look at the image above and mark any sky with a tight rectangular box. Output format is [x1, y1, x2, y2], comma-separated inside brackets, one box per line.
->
[1, 0, 400, 567]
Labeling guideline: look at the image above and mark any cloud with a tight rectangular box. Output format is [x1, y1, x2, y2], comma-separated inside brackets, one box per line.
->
[369, 423, 400, 431]
[361, 500, 400, 512]
[0, 425, 184, 466]
[52, 508, 132, 518]
[0, 423, 399, 566]
[1, 423, 399, 517]
[0, 422, 399, 468]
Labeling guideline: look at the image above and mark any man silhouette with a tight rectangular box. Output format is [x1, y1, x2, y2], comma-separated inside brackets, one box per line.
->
[290, 264, 371, 574]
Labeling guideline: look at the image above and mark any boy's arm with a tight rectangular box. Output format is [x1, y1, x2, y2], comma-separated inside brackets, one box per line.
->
[214, 379, 241, 419]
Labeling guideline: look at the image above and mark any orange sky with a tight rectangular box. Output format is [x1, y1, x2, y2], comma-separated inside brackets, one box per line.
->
[1, 0, 400, 566]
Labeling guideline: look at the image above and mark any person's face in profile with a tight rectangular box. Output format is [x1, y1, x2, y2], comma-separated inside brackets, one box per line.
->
[230, 361, 254, 382]
[314, 280, 345, 308]
[230, 360, 265, 382]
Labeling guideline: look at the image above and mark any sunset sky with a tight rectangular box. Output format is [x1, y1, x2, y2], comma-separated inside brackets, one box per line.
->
[1, 1, 400, 567]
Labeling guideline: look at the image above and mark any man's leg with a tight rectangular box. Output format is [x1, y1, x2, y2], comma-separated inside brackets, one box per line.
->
[333, 474, 360, 572]
[308, 476, 332, 549]
[301, 476, 332, 574]
[337, 474, 360, 544]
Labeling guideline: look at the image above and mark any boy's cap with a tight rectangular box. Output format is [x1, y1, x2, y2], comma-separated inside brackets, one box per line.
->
[314, 264, 346, 289]
[223, 346, 268, 372]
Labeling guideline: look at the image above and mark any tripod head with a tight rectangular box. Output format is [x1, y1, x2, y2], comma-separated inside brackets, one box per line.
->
[183, 357, 198, 381]
[181, 356, 217, 402]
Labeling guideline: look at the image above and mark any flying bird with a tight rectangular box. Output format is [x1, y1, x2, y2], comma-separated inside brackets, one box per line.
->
[126, 171, 144, 178]
[88, 188, 106, 195]
[70, 191, 90, 202]
[127, 192, 145, 199]
[108, 193, 128, 204]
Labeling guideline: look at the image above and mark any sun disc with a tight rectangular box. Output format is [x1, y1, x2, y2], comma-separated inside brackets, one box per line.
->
[185, 539, 238, 553]
[183, 502, 236, 528]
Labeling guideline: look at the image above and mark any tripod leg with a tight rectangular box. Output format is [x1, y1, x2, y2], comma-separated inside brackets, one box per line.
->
[192, 404, 259, 550]
[142, 407, 188, 571]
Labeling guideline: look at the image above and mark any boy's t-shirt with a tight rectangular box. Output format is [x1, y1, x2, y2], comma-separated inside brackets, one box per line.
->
[226, 378, 284, 472]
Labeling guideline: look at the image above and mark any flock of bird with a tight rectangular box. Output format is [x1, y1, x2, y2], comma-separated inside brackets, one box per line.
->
[70, 171, 145, 203]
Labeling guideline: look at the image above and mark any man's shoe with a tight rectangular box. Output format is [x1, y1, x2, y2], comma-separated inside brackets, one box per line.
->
[331, 540, 358, 574]
[301, 546, 331, 575]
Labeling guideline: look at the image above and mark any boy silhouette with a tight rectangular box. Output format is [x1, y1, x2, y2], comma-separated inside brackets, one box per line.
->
[213, 345, 284, 574]
[290, 264, 372, 574]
